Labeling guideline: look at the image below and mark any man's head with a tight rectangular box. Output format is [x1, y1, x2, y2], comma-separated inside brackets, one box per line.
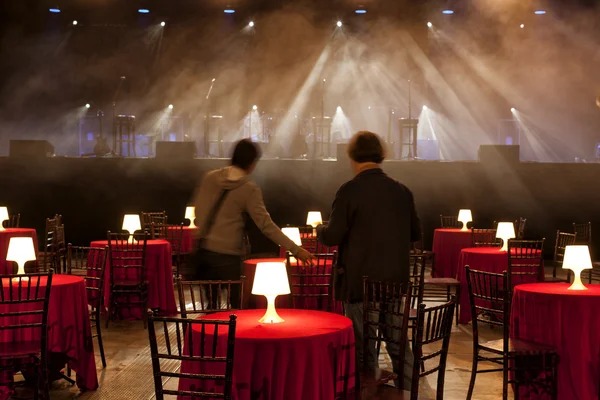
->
[231, 139, 262, 173]
[347, 131, 385, 173]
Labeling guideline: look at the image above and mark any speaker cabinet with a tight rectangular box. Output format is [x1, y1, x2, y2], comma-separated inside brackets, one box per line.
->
[9, 140, 54, 158]
[155, 141, 197, 159]
[478, 145, 520, 164]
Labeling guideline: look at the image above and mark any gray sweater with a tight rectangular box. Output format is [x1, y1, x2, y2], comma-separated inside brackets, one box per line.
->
[192, 167, 301, 256]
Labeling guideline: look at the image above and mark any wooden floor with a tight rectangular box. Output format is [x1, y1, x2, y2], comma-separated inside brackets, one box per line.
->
[13, 266, 571, 399]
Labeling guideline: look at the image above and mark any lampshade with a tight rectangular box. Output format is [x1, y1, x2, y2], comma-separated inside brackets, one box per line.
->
[458, 209, 472, 231]
[0, 207, 8, 231]
[6, 237, 36, 275]
[185, 206, 196, 229]
[306, 211, 323, 228]
[252, 262, 290, 323]
[496, 222, 515, 252]
[282, 227, 302, 246]
[122, 214, 141, 233]
[562, 245, 593, 290]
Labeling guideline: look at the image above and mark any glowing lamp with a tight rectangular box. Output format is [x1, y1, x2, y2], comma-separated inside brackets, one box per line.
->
[282, 227, 302, 246]
[248, 21, 254, 27]
[458, 209, 472, 231]
[306, 211, 323, 236]
[563, 245, 593, 291]
[185, 206, 196, 229]
[427, 22, 433, 28]
[6, 237, 36, 276]
[0, 207, 8, 231]
[252, 262, 290, 323]
[496, 222, 515, 252]
[122, 214, 141, 243]
[160, 21, 166, 27]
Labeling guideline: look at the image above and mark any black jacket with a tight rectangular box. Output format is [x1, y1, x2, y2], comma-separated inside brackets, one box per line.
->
[317, 168, 421, 303]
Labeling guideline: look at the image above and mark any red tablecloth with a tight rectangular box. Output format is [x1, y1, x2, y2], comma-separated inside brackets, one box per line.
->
[0, 228, 38, 275]
[168, 226, 197, 254]
[457, 247, 543, 323]
[0, 275, 98, 398]
[242, 258, 343, 314]
[511, 283, 600, 399]
[91, 240, 177, 319]
[178, 309, 355, 400]
[431, 228, 472, 278]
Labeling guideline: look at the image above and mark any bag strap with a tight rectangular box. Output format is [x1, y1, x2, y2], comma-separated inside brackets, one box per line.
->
[200, 189, 230, 239]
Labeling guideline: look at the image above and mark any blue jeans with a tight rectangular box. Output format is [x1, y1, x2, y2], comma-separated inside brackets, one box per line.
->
[345, 301, 413, 390]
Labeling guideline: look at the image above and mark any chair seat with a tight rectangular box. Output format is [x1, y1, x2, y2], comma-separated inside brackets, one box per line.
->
[361, 385, 420, 399]
[0, 341, 41, 358]
[360, 367, 398, 388]
[424, 277, 460, 286]
[481, 338, 557, 355]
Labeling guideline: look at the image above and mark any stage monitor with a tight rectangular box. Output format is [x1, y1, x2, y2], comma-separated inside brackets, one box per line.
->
[9, 140, 54, 158]
[478, 145, 520, 164]
[155, 141, 197, 160]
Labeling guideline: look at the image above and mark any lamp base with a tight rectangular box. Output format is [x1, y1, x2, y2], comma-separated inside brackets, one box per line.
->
[258, 295, 285, 324]
[568, 273, 588, 291]
[13, 263, 29, 281]
[460, 223, 469, 232]
[499, 244, 508, 252]
[189, 222, 197, 229]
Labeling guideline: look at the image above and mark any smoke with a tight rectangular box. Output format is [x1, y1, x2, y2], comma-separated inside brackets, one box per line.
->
[0, 1, 599, 160]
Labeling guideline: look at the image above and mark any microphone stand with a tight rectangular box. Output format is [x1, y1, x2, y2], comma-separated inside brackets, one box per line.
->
[204, 78, 216, 157]
[407, 79, 413, 159]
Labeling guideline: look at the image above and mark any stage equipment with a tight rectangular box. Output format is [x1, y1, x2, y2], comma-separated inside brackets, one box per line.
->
[311, 116, 332, 159]
[9, 140, 54, 158]
[161, 115, 185, 142]
[113, 115, 137, 157]
[79, 110, 108, 157]
[399, 118, 419, 160]
[155, 141, 197, 160]
[478, 145, 520, 164]
[203, 79, 217, 157]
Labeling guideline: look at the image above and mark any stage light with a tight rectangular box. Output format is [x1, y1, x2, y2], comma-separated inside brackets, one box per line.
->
[160, 21, 166, 27]
[138, 8, 150, 14]
[336, 21, 343, 28]
[510, 107, 516, 113]
[168, 104, 174, 109]
[336, 106, 342, 112]
[49, 8, 60, 13]
[442, 10, 454, 15]
[534, 10, 547, 15]
[85, 103, 91, 109]
[323, 78, 326, 82]
[422, 105, 428, 110]
[249, 21, 255, 27]
[224, 9, 235, 14]
[427, 22, 433, 28]
[72, 20, 78, 26]
[252, 105, 258, 111]
[520, 24, 525, 29]
[355, 9, 367, 14]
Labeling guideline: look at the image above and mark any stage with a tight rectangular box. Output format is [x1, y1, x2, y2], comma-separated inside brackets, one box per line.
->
[1, 156, 598, 257]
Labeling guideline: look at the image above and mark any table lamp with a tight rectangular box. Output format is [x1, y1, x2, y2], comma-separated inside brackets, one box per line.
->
[563, 245, 593, 291]
[185, 206, 196, 229]
[122, 214, 141, 243]
[6, 237, 36, 276]
[251, 262, 291, 323]
[282, 227, 302, 263]
[496, 222, 515, 252]
[306, 211, 323, 236]
[0, 207, 8, 231]
[458, 209, 472, 231]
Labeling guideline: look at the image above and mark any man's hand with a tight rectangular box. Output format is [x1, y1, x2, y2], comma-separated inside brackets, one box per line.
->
[295, 247, 316, 267]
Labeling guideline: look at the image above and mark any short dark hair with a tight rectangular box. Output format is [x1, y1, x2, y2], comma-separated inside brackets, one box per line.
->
[231, 139, 261, 170]
[347, 131, 385, 164]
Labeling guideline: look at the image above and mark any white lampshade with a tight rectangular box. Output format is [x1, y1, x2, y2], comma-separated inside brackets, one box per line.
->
[252, 262, 290, 323]
[185, 206, 196, 229]
[306, 211, 323, 228]
[0, 207, 8, 231]
[563, 245, 593, 291]
[6, 237, 36, 275]
[282, 227, 302, 246]
[458, 209, 472, 231]
[496, 222, 515, 252]
[122, 214, 141, 243]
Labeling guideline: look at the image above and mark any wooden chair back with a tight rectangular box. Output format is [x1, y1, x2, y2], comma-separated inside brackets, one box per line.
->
[286, 251, 335, 311]
[409, 254, 426, 309]
[573, 222, 591, 246]
[507, 239, 544, 290]
[440, 215, 461, 229]
[147, 313, 237, 400]
[471, 229, 501, 248]
[553, 230, 576, 279]
[107, 231, 148, 287]
[177, 277, 245, 317]
[2, 213, 20, 229]
[67, 245, 107, 309]
[141, 211, 167, 232]
[515, 217, 527, 239]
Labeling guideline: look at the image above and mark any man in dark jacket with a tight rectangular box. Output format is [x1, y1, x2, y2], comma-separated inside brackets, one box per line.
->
[316, 131, 421, 389]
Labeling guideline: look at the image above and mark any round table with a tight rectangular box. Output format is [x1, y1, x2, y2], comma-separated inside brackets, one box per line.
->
[0, 228, 38, 275]
[178, 309, 356, 400]
[242, 258, 342, 313]
[511, 283, 600, 399]
[91, 239, 177, 319]
[431, 228, 472, 278]
[457, 247, 543, 323]
[168, 226, 197, 254]
[0, 275, 98, 395]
